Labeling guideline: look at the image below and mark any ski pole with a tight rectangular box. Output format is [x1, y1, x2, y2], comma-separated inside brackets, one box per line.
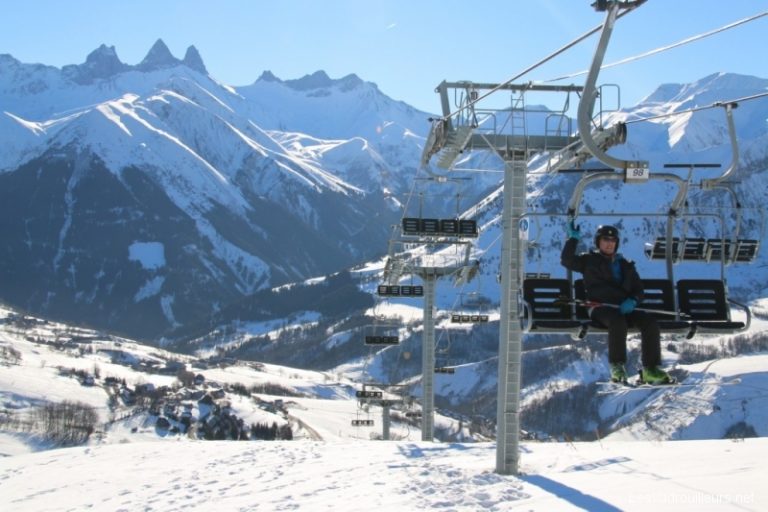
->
[554, 296, 690, 318]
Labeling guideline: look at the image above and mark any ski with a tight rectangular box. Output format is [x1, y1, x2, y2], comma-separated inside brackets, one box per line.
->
[596, 377, 741, 394]
[596, 379, 676, 394]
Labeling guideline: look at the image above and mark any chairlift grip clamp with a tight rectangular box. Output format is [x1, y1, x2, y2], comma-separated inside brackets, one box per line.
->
[713, 101, 739, 110]
[592, 0, 646, 11]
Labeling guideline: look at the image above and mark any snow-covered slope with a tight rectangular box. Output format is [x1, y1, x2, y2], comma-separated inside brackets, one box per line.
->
[1, 302, 767, 511]
[0, 302, 477, 472]
[0, 42, 444, 340]
[3, 438, 767, 511]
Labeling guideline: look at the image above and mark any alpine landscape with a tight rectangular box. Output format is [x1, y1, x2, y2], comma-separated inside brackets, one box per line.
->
[1, 10, 768, 511]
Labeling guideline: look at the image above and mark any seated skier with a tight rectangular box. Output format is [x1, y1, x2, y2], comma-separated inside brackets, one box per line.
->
[560, 221, 672, 384]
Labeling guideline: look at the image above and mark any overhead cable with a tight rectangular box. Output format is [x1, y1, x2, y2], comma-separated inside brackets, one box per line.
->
[442, 7, 637, 121]
[545, 10, 768, 83]
[624, 91, 768, 124]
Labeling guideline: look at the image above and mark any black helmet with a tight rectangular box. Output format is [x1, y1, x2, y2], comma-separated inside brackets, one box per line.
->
[595, 225, 620, 249]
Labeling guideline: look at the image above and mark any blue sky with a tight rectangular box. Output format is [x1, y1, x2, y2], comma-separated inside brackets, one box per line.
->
[2, 1, 766, 114]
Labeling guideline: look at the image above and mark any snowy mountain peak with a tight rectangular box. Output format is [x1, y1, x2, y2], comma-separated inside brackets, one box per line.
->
[640, 72, 768, 106]
[138, 38, 180, 71]
[692, 72, 768, 93]
[182, 45, 207, 75]
[640, 83, 685, 104]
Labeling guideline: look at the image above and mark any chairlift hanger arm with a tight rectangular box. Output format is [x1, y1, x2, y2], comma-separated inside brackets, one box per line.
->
[422, 7, 635, 172]
[663, 104, 747, 244]
[702, 102, 740, 190]
[436, 7, 636, 124]
[577, 0, 645, 171]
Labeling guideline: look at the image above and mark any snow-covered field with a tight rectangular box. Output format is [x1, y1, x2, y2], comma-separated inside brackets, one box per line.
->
[2, 437, 765, 511]
[2, 305, 768, 511]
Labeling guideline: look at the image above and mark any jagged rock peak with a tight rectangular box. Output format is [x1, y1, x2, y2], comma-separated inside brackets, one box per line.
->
[86, 44, 121, 64]
[60, 43, 128, 84]
[337, 73, 365, 92]
[138, 39, 180, 71]
[182, 45, 207, 75]
[84, 44, 127, 73]
[257, 70, 282, 83]
[284, 70, 333, 91]
[283, 70, 365, 92]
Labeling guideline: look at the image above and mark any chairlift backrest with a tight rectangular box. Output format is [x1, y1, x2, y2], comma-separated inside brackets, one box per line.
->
[682, 238, 707, 261]
[522, 278, 572, 320]
[364, 335, 400, 346]
[646, 237, 759, 265]
[677, 279, 730, 321]
[574, 278, 677, 321]
[704, 238, 733, 263]
[450, 314, 490, 324]
[735, 239, 760, 262]
[401, 217, 478, 238]
[638, 279, 677, 320]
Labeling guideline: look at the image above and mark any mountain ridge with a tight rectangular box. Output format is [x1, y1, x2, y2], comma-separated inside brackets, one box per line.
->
[0, 42, 765, 348]
[0, 42, 441, 340]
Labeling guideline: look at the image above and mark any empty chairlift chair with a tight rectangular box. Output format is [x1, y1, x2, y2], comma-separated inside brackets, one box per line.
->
[704, 238, 760, 263]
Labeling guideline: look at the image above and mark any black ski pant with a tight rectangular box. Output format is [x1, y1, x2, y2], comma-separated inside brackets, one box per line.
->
[590, 307, 662, 368]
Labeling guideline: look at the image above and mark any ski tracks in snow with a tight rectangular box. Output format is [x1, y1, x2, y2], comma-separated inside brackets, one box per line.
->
[393, 443, 528, 510]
